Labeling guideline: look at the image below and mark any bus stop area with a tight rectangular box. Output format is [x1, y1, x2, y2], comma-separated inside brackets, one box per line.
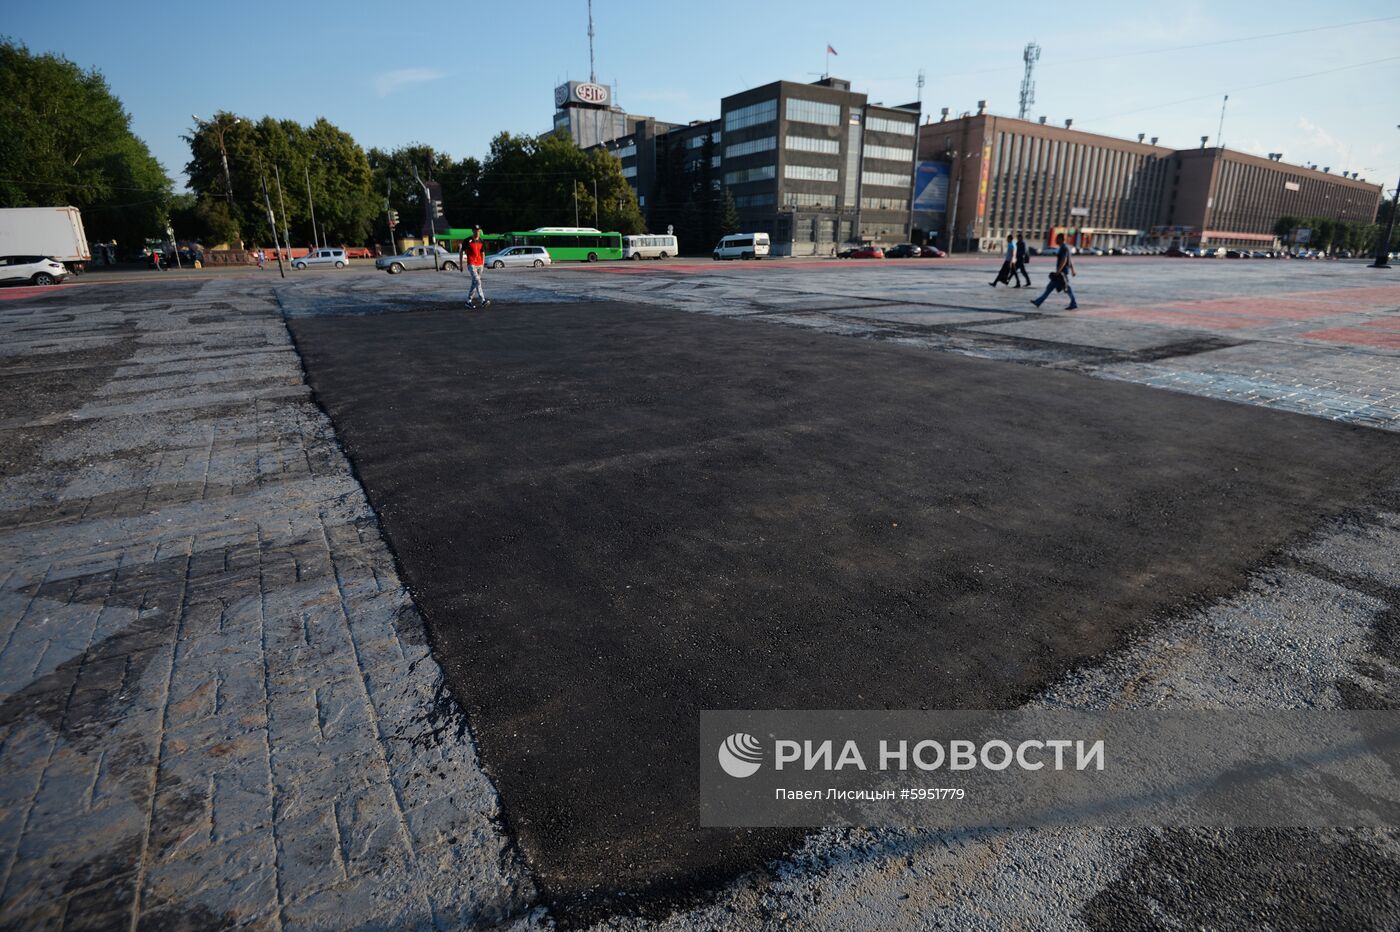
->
[1, 259, 1399, 928]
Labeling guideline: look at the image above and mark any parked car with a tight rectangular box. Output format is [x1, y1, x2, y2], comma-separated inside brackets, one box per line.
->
[846, 245, 885, 259]
[1200, 247, 1225, 258]
[0, 254, 68, 285]
[885, 243, 921, 259]
[375, 244, 458, 274]
[1164, 246, 1189, 257]
[484, 245, 551, 269]
[292, 247, 349, 270]
[1225, 249, 1247, 259]
[919, 245, 947, 257]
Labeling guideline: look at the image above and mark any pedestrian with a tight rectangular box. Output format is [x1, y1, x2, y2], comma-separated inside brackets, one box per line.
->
[1014, 233, 1031, 287]
[989, 234, 1016, 287]
[463, 226, 490, 308]
[1031, 234, 1079, 310]
[255, 249, 265, 270]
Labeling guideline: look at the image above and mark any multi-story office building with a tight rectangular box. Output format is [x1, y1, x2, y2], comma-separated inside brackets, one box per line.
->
[589, 77, 919, 255]
[917, 109, 1383, 252]
[1170, 147, 1381, 249]
[718, 78, 919, 254]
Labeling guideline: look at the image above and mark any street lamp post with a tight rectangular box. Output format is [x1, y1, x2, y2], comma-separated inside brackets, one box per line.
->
[1371, 125, 1398, 269]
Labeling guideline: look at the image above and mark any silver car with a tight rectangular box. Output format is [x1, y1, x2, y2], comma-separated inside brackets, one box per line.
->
[484, 245, 551, 269]
[375, 245, 459, 274]
[292, 247, 349, 270]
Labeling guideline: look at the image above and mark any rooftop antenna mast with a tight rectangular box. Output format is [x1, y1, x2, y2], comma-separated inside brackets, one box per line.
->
[916, 69, 925, 105]
[1216, 94, 1229, 149]
[1018, 41, 1040, 120]
[587, 0, 596, 83]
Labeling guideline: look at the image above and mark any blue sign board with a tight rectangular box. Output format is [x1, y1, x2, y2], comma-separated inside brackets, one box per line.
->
[913, 161, 950, 213]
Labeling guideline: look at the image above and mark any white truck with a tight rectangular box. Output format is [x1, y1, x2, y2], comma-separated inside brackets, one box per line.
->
[0, 207, 92, 272]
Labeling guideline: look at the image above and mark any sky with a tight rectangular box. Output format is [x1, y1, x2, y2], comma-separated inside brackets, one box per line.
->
[6, 0, 1399, 192]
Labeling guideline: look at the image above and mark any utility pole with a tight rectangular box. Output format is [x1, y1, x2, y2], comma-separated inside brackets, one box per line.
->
[193, 114, 242, 244]
[260, 171, 286, 279]
[273, 165, 292, 263]
[1018, 43, 1040, 121]
[385, 180, 394, 254]
[916, 69, 925, 106]
[413, 168, 439, 270]
[305, 165, 320, 251]
[593, 178, 599, 227]
[1372, 128, 1399, 269]
[574, 181, 580, 227]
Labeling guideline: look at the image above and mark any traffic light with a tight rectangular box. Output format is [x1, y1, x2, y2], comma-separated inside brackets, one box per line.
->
[433, 200, 444, 219]
[387, 209, 399, 229]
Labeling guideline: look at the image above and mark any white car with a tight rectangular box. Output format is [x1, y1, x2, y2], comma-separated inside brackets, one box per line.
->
[484, 245, 551, 269]
[0, 255, 68, 286]
[292, 248, 349, 270]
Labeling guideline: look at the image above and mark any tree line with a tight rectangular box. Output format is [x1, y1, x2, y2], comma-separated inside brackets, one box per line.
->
[0, 40, 647, 253]
[1272, 215, 1384, 255]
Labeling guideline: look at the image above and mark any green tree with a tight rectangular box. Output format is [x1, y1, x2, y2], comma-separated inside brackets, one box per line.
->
[0, 39, 172, 250]
[185, 113, 377, 248]
[716, 189, 741, 239]
[474, 130, 644, 234]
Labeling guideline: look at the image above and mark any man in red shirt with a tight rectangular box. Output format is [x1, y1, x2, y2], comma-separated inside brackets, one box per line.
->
[461, 227, 490, 308]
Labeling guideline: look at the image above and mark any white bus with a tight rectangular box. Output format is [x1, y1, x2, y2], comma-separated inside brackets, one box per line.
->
[623, 234, 678, 260]
[713, 232, 770, 260]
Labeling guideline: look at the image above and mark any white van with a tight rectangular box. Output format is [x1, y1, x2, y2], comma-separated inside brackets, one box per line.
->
[713, 232, 770, 260]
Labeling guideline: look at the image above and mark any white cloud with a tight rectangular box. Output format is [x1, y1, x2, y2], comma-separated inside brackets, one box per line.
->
[374, 68, 447, 98]
[1296, 116, 1348, 161]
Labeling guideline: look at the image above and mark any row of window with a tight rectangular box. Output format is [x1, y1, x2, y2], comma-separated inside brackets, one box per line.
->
[686, 131, 720, 148]
[621, 166, 636, 178]
[725, 164, 777, 185]
[734, 193, 775, 208]
[726, 136, 776, 159]
[784, 192, 837, 208]
[786, 97, 842, 126]
[786, 164, 840, 182]
[613, 143, 636, 159]
[787, 135, 840, 155]
[866, 116, 916, 136]
[863, 144, 913, 163]
[861, 196, 908, 211]
[861, 170, 910, 188]
[725, 99, 777, 132]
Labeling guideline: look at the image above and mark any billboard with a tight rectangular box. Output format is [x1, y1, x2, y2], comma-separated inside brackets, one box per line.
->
[554, 81, 611, 108]
[912, 161, 950, 213]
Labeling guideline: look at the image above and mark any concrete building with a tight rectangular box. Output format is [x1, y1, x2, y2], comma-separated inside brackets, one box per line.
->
[551, 79, 671, 149]
[917, 109, 1383, 252]
[1169, 147, 1381, 249]
[588, 77, 919, 255]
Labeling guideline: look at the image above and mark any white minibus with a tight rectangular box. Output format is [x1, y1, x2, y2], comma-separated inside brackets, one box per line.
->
[713, 233, 770, 260]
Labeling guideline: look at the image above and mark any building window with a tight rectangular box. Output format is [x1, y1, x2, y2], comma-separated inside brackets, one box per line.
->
[785, 98, 841, 126]
[711, 155, 721, 168]
[861, 170, 910, 188]
[724, 99, 777, 132]
[725, 136, 776, 159]
[613, 143, 636, 159]
[724, 164, 777, 185]
[861, 196, 908, 211]
[620, 165, 636, 178]
[783, 192, 837, 208]
[866, 116, 916, 136]
[734, 193, 775, 208]
[786, 134, 841, 155]
[785, 164, 840, 182]
[863, 144, 914, 163]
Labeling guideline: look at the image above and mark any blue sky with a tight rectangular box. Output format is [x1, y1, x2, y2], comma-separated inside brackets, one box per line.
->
[7, 0, 1399, 191]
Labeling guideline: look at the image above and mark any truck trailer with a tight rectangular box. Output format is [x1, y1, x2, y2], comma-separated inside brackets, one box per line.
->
[0, 207, 92, 272]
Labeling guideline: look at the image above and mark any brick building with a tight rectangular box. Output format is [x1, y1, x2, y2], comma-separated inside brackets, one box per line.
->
[917, 109, 1383, 252]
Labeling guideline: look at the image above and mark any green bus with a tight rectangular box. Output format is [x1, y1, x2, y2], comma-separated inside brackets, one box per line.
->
[506, 227, 623, 261]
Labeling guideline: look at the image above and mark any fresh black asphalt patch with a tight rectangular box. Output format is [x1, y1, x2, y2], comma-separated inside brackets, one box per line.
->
[288, 300, 1400, 917]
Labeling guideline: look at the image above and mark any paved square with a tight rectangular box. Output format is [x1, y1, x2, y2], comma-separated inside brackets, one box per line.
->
[2, 258, 1399, 929]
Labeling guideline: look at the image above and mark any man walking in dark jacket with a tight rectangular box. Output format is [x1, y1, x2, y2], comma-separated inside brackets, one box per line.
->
[1013, 234, 1031, 287]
